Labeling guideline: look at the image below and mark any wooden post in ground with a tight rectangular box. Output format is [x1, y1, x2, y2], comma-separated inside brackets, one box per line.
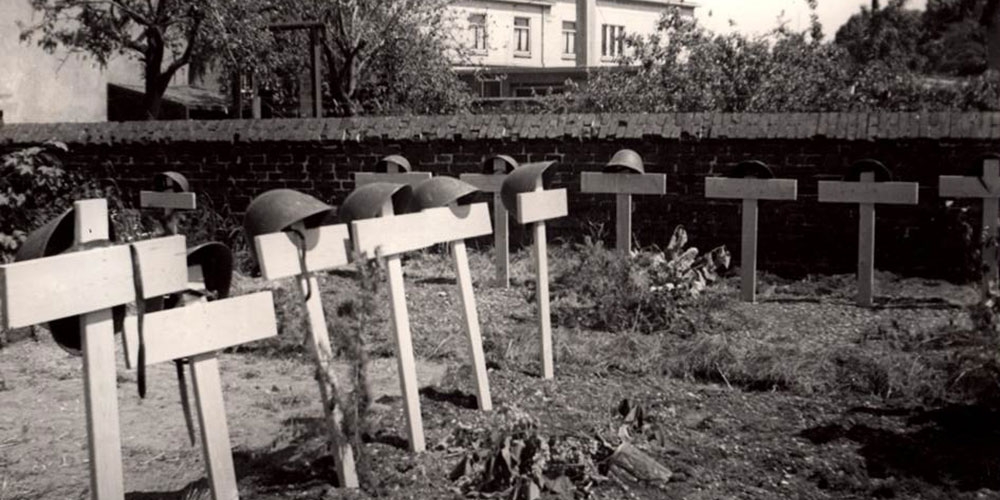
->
[253, 223, 360, 488]
[351, 202, 496, 449]
[123, 292, 278, 500]
[818, 172, 919, 307]
[0, 199, 189, 500]
[939, 155, 1000, 296]
[705, 176, 797, 302]
[580, 172, 666, 255]
[460, 155, 518, 287]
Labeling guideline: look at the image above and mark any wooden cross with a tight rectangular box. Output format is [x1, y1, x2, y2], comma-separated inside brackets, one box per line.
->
[252, 222, 363, 488]
[122, 291, 278, 500]
[140, 175, 197, 236]
[460, 157, 516, 287]
[504, 178, 568, 380]
[351, 201, 494, 452]
[354, 158, 431, 188]
[705, 176, 797, 302]
[580, 171, 666, 254]
[939, 156, 1000, 296]
[0, 199, 189, 500]
[818, 173, 919, 307]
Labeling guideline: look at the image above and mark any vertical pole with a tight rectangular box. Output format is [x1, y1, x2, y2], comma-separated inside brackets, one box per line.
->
[250, 74, 262, 119]
[310, 27, 323, 119]
[297, 272, 359, 487]
[857, 172, 876, 307]
[75, 199, 125, 500]
[494, 192, 510, 288]
[740, 198, 759, 303]
[232, 69, 243, 119]
[982, 198, 999, 296]
[451, 240, 492, 411]
[615, 193, 632, 255]
[379, 201, 425, 452]
[533, 221, 553, 379]
[189, 354, 238, 500]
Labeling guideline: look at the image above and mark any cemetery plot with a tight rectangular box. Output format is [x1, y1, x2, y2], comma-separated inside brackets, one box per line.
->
[580, 171, 666, 254]
[939, 155, 1000, 296]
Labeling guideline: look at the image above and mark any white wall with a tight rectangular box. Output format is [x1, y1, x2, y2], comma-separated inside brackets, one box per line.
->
[450, 0, 694, 69]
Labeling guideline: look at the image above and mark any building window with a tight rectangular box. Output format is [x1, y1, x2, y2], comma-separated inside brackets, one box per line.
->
[514, 17, 530, 57]
[562, 21, 576, 56]
[469, 13, 487, 53]
[601, 24, 625, 58]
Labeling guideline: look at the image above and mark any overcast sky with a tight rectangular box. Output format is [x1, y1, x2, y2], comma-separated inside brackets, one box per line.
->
[694, 0, 929, 39]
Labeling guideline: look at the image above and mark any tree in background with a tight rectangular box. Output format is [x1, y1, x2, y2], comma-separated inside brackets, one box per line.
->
[19, 0, 275, 120]
[265, 0, 470, 116]
[834, 0, 925, 71]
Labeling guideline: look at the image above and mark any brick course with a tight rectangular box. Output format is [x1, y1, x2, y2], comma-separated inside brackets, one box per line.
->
[2, 112, 998, 280]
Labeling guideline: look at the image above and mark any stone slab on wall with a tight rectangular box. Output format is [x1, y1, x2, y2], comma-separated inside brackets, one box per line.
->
[2, 112, 998, 280]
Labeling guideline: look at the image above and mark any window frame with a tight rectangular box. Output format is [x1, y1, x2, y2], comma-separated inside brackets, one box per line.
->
[513, 16, 531, 58]
[601, 24, 625, 60]
[469, 13, 488, 54]
[561, 20, 576, 58]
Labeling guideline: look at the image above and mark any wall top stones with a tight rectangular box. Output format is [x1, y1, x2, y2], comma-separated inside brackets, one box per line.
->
[1, 112, 999, 146]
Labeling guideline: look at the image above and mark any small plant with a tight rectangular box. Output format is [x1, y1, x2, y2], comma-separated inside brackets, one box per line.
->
[1, 142, 72, 261]
[550, 226, 729, 335]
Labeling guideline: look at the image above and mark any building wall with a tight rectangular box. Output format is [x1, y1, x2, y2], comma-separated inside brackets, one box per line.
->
[2, 112, 997, 281]
[452, 0, 694, 69]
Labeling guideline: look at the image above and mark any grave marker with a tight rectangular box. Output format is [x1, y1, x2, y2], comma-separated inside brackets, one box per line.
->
[501, 162, 568, 379]
[704, 161, 797, 302]
[348, 182, 494, 451]
[580, 150, 666, 254]
[939, 154, 1000, 296]
[122, 291, 277, 500]
[245, 189, 359, 488]
[1, 199, 188, 500]
[460, 155, 518, 287]
[818, 160, 919, 307]
[354, 154, 431, 188]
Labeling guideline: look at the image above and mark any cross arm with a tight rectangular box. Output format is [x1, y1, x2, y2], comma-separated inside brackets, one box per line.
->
[254, 224, 352, 280]
[459, 174, 506, 193]
[123, 292, 277, 366]
[818, 181, 919, 205]
[351, 203, 492, 258]
[354, 172, 432, 187]
[516, 189, 568, 224]
[1, 235, 188, 329]
[939, 176, 1000, 198]
[705, 177, 797, 200]
[140, 191, 198, 210]
[580, 172, 667, 195]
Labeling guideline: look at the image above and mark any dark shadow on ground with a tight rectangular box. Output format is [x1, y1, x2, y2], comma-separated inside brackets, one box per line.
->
[873, 296, 964, 310]
[231, 416, 343, 489]
[800, 402, 1000, 491]
[126, 478, 209, 499]
[414, 276, 456, 285]
[420, 386, 479, 409]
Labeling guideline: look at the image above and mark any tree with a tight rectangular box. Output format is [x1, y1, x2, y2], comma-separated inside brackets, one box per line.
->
[834, 0, 925, 71]
[266, 0, 469, 116]
[19, 0, 273, 120]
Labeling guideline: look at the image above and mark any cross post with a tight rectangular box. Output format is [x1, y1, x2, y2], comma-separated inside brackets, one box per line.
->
[0, 199, 188, 500]
[253, 222, 363, 488]
[460, 157, 516, 287]
[580, 172, 666, 254]
[818, 173, 919, 307]
[705, 177, 797, 302]
[351, 201, 495, 450]
[939, 156, 1000, 297]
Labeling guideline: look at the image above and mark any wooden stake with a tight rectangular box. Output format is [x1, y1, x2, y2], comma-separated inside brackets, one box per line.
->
[741, 199, 758, 303]
[533, 221, 553, 379]
[460, 172, 512, 287]
[616, 194, 632, 255]
[75, 200, 125, 500]
[189, 353, 238, 500]
[451, 240, 492, 410]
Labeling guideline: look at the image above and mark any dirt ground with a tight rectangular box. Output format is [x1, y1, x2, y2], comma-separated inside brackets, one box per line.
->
[2, 256, 1000, 499]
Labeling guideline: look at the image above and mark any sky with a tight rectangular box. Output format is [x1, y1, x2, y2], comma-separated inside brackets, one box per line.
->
[694, 0, 929, 39]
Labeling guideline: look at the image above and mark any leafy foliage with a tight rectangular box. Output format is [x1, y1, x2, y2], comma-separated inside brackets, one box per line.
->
[550, 226, 730, 335]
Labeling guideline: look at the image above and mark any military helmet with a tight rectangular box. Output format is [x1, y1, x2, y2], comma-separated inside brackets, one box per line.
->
[339, 182, 415, 224]
[243, 189, 335, 266]
[605, 149, 644, 174]
[409, 177, 479, 211]
[483, 155, 518, 174]
[500, 161, 557, 219]
[376, 155, 412, 173]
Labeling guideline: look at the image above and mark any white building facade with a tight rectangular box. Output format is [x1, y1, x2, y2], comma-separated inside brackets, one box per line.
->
[450, 0, 695, 97]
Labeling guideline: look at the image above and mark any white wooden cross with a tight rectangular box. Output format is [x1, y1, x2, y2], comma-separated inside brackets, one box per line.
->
[0, 199, 189, 500]
[354, 159, 431, 188]
[252, 222, 362, 488]
[502, 167, 568, 380]
[818, 172, 919, 307]
[580, 171, 666, 254]
[939, 156, 1000, 296]
[705, 176, 797, 302]
[460, 156, 517, 287]
[140, 173, 197, 235]
[122, 291, 278, 500]
[351, 201, 494, 452]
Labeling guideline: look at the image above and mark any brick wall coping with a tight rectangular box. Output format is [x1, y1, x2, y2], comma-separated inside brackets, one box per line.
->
[1, 112, 998, 146]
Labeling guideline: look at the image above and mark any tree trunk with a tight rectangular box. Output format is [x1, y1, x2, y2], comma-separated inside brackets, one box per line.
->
[322, 41, 360, 116]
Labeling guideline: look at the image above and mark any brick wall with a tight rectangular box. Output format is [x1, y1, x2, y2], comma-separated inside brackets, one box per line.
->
[2, 112, 999, 280]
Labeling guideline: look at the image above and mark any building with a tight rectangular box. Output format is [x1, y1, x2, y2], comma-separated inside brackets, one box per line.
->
[450, 0, 696, 98]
